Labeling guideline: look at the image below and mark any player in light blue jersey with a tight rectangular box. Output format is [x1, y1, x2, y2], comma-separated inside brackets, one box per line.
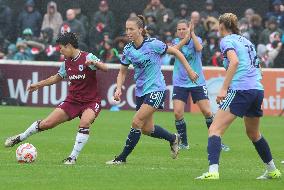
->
[106, 15, 198, 165]
[172, 19, 229, 151]
[196, 13, 281, 180]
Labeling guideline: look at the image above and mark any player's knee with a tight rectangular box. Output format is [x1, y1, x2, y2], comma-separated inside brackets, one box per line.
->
[246, 129, 260, 141]
[208, 124, 221, 136]
[174, 110, 184, 120]
[39, 120, 55, 129]
[202, 110, 212, 118]
[132, 118, 144, 129]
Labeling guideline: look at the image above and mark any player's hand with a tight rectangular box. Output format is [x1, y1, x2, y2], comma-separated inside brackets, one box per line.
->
[188, 70, 199, 83]
[189, 21, 195, 35]
[27, 84, 40, 93]
[114, 88, 122, 101]
[216, 88, 227, 104]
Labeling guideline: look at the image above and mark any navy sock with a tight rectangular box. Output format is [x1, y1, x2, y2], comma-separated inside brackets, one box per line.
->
[117, 128, 141, 161]
[208, 135, 222, 165]
[205, 116, 214, 129]
[175, 118, 188, 145]
[150, 125, 176, 143]
[253, 136, 273, 164]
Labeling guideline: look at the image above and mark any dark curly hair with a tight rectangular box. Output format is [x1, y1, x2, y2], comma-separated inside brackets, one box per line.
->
[56, 32, 79, 48]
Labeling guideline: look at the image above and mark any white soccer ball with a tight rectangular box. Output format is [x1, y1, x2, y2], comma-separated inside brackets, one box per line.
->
[16, 143, 37, 163]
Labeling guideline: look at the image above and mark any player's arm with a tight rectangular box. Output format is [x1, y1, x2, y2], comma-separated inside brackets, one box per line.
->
[172, 34, 190, 50]
[167, 46, 198, 82]
[114, 65, 128, 101]
[28, 74, 63, 93]
[216, 50, 239, 104]
[85, 60, 108, 72]
[190, 23, 203, 52]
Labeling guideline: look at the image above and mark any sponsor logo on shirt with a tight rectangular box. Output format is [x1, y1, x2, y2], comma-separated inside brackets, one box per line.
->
[69, 74, 86, 80]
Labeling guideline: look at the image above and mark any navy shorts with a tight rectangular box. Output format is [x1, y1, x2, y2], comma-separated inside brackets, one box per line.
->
[172, 86, 209, 104]
[136, 91, 166, 111]
[219, 89, 264, 118]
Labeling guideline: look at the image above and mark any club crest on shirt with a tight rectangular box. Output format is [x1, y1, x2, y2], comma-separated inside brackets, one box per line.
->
[79, 64, 84, 71]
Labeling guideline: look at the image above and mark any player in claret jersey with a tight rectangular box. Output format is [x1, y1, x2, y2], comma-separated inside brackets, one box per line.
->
[5, 32, 108, 165]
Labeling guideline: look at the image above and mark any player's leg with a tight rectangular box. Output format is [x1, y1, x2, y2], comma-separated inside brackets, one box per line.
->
[196, 98, 230, 152]
[172, 86, 189, 149]
[141, 108, 179, 159]
[196, 109, 236, 179]
[64, 106, 99, 164]
[5, 108, 69, 147]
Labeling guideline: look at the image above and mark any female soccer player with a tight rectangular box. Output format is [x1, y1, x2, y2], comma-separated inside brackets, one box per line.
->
[196, 13, 281, 179]
[172, 19, 229, 151]
[5, 32, 108, 165]
[106, 15, 198, 165]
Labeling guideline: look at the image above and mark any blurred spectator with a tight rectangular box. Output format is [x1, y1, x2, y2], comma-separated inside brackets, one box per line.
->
[239, 18, 250, 40]
[36, 27, 60, 61]
[243, 8, 255, 26]
[60, 9, 87, 46]
[89, 0, 115, 52]
[157, 8, 175, 37]
[203, 32, 222, 66]
[172, 4, 190, 28]
[257, 44, 269, 67]
[266, 31, 282, 66]
[143, 0, 165, 20]
[0, 31, 10, 59]
[191, 11, 206, 39]
[266, 0, 284, 29]
[203, 16, 219, 35]
[99, 40, 120, 63]
[5, 44, 17, 60]
[200, 0, 220, 22]
[41, 1, 63, 39]
[248, 14, 263, 46]
[13, 40, 34, 61]
[72, 2, 89, 38]
[0, 0, 12, 40]
[259, 16, 283, 44]
[17, 0, 42, 37]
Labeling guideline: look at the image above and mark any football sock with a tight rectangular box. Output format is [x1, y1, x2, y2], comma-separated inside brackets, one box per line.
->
[252, 136, 275, 171]
[175, 119, 188, 145]
[69, 127, 90, 160]
[117, 127, 141, 161]
[20, 120, 42, 141]
[208, 135, 221, 172]
[205, 115, 214, 129]
[150, 125, 176, 143]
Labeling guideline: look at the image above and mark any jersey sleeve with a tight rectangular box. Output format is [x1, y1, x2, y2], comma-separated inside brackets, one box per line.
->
[86, 53, 101, 70]
[57, 62, 66, 78]
[120, 48, 131, 66]
[220, 39, 235, 58]
[152, 39, 168, 55]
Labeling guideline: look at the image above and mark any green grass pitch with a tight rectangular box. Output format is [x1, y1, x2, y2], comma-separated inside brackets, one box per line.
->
[0, 106, 283, 190]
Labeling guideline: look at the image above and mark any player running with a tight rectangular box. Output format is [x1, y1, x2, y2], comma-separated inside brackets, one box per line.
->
[172, 19, 229, 151]
[106, 15, 198, 165]
[196, 13, 281, 180]
[5, 32, 108, 165]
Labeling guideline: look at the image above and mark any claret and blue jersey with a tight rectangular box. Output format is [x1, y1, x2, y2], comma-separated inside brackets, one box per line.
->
[220, 34, 263, 91]
[120, 38, 167, 97]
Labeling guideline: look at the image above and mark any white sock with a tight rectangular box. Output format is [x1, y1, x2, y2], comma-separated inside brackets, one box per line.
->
[209, 164, 219, 173]
[19, 120, 41, 141]
[266, 160, 276, 172]
[69, 129, 90, 159]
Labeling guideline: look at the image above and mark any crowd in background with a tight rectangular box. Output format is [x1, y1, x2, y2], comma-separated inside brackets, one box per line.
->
[0, 0, 284, 68]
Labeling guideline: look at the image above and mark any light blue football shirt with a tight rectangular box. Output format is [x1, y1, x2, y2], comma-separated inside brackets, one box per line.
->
[220, 34, 263, 90]
[172, 37, 206, 87]
[120, 38, 167, 97]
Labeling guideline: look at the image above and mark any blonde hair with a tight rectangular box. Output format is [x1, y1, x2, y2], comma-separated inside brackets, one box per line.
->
[219, 13, 240, 34]
[127, 15, 148, 37]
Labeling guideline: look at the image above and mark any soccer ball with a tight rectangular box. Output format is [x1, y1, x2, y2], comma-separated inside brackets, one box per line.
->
[16, 143, 37, 163]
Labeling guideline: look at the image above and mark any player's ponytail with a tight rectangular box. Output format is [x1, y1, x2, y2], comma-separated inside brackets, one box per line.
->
[127, 15, 149, 38]
[219, 13, 240, 35]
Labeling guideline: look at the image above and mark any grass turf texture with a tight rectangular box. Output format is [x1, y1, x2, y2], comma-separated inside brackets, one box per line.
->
[0, 106, 283, 190]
